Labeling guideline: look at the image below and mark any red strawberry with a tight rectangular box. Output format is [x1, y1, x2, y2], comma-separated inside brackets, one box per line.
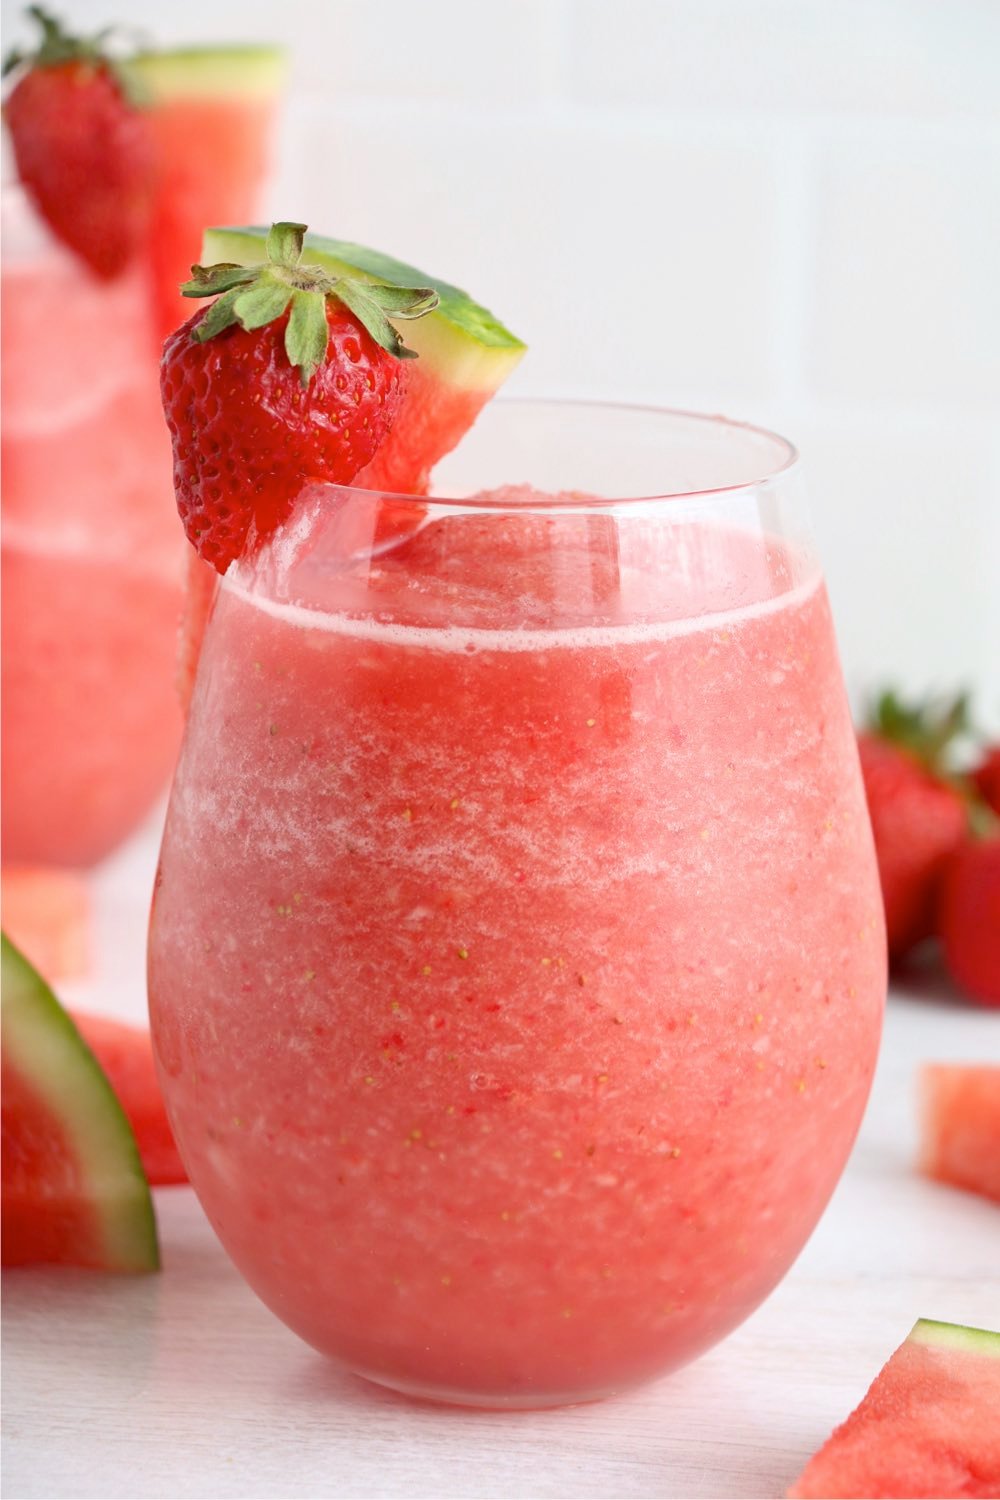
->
[160, 222, 438, 575]
[3, 8, 154, 278]
[857, 691, 970, 962]
[972, 747, 1000, 817]
[939, 837, 1000, 1006]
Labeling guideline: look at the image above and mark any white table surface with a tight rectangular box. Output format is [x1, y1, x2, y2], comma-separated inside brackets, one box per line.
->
[4, 822, 999, 1500]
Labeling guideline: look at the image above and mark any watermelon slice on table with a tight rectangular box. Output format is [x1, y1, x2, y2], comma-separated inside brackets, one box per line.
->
[788, 1320, 1000, 1499]
[201, 225, 526, 495]
[126, 47, 286, 340]
[919, 1064, 1000, 1206]
[1, 935, 158, 1272]
[71, 1012, 187, 1187]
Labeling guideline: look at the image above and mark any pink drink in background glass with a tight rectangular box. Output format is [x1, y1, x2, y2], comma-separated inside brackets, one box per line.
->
[1, 188, 182, 867]
[149, 403, 886, 1407]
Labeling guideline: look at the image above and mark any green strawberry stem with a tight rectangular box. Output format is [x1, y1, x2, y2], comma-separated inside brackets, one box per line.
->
[180, 221, 440, 386]
[868, 686, 999, 836]
[3, 7, 144, 103]
[868, 688, 972, 778]
[3, 7, 86, 74]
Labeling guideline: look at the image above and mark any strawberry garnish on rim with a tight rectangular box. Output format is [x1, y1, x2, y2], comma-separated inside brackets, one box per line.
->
[160, 221, 439, 576]
[3, 6, 155, 278]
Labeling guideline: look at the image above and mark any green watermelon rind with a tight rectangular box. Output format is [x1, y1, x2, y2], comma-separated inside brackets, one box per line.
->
[128, 45, 287, 102]
[202, 226, 527, 388]
[910, 1318, 1000, 1356]
[0, 934, 159, 1273]
[788, 1317, 1000, 1499]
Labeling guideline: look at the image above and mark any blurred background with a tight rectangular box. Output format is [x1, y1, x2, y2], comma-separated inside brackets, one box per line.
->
[3, 0, 995, 720]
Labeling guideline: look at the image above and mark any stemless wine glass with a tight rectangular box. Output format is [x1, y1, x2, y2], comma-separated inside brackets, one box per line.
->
[148, 401, 886, 1409]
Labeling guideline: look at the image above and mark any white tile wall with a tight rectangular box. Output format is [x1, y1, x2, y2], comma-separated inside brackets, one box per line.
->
[291, 0, 557, 103]
[4, 0, 998, 722]
[810, 137, 1000, 408]
[570, 0, 1000, 119]
[802, 417, 999, 707]
[285, 106, 780, 399]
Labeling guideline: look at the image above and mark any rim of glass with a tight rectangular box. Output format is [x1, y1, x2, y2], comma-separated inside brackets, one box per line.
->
[334, 397, 799, 511]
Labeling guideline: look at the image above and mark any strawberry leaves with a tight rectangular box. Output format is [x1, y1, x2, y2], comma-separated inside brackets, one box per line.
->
[331, 278, 439, 363]
[868, 689, 972, 779]
[4, 5, 101, 74]
[180, 221, 440, 386]
[285, 291, 329, 382]
[266, 219, 307, 268]
[233, 278, 296, 331]
[184, 262, 258, 296]
[3, 6, 146, 107]
[4, 8, 155, 276]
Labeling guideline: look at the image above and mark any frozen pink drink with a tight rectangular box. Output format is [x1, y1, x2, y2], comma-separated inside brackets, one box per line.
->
[149, 475, 885, 1406]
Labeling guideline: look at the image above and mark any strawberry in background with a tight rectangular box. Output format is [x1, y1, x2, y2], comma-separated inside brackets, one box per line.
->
[938, 834, 1000, 1007]
[857, 691, 969, 964]
[948, 741, 1000, 1005]
[3, 6, 155, 278]
[972, 745, 1000, 817]
[857, 690, 1000, 1005]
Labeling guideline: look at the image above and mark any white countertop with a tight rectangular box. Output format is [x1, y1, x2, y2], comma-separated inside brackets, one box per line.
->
[3, 826, 999, 1500]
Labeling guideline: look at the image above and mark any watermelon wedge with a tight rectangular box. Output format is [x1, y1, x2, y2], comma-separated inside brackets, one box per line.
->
[173, 227, 525, 708]
[201, 226, 526, 494]
[71, 1012, 187, 1187]
[126, 48, 286, 339]
[788, 1320, 1000, 1499]
[1, 936, 158, 1272]
[920, 1064, 1000, 1206]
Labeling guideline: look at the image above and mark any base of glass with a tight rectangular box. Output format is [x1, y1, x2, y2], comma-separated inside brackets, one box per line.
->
[355, 1367, 622, 1411]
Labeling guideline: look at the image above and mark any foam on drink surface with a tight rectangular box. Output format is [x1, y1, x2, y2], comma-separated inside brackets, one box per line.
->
[228, 481, 821, 652]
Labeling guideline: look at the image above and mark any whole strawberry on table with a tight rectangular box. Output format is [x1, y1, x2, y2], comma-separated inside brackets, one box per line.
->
[857, 690, 1000, 1006]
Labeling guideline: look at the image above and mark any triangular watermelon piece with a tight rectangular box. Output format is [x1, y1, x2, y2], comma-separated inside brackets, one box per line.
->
[70, 1012, 187, 1188]
[1, 936, 159, 1272]
[788, 1319, 1000, 1498]
[173, 227, 525, 709]
[920, 1064, 1000, 1205]
[201, 226, 526, 495]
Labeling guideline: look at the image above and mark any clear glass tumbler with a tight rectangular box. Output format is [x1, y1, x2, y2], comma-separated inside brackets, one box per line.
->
[1, 184, 184, 870]
[148, 400, 886, 1408]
